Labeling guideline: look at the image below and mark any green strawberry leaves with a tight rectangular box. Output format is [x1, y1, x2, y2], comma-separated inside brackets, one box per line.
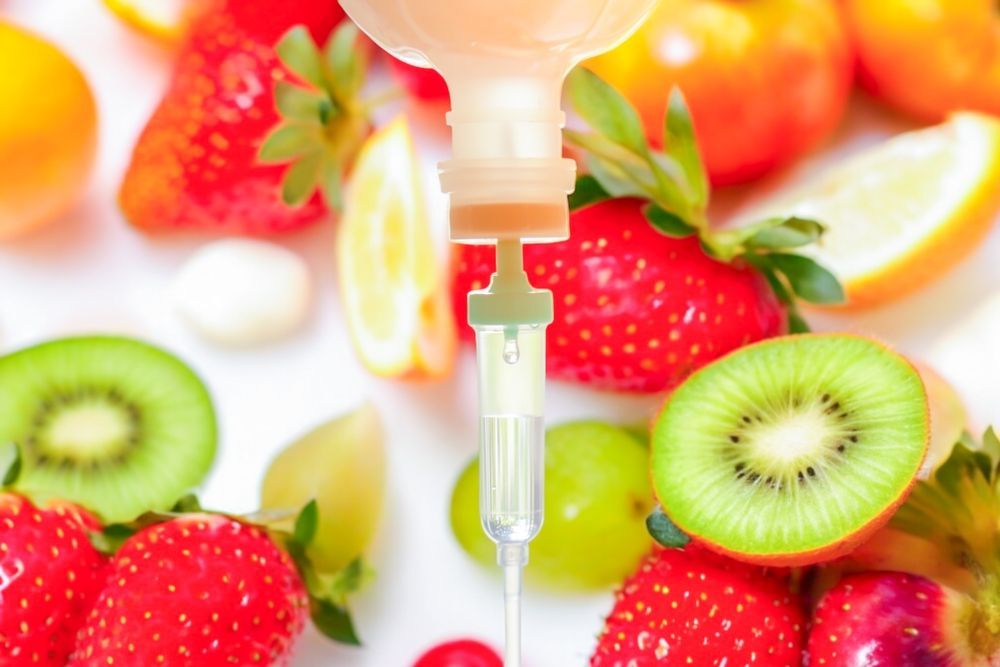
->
[765, 254, 844, 304]
[567, 67, 648, 157]
[258, 124, 320, 162]
[664, 88, 708, 210]
[292, 499, 320, 547]
[274, 82, 334, 124]
[565, 67, 846, 327]
[568, 174, 612, 211]
[311, 599, 361, 646]
[744, 217, 824, 249]
[283, 500, 365, 646]
[281, 152, 325, 207]
[889, 427, 1000, 582]
[170, 493, 205, 513]
[566, 68, 705, 230]
[566, 70, 700, 227]
[985, 427, 1000, 465]
[89, 494, 208, 554]
[744, 249, 844, 332]
[261, 22, 374, 211]
[932, 427, 1000, 495]
[644, 203, 697, 238]
[276, 26, 327, 89]
[326, 23, 366, 95]
[89, 524, 136, 556]
[0, 442, 21, 487]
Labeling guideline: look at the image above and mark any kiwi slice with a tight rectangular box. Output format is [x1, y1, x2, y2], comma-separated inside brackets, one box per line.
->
[651, 334, 928, 566]
[0, 336, 216, 522]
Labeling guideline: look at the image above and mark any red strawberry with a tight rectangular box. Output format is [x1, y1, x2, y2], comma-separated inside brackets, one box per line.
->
[0, 494, 107, 665]
[590, 547, 805, 666]
[119, 0, 368, 234]
[453, 198, 787, 392]
[68, 514, 309, 666]
[413, 638, 503, 667]
[807, 571, 979, 667]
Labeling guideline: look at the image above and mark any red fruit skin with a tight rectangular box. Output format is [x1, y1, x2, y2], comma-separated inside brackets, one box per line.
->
[414, 639, 503, 667]
[452, 199, 787, 393]
[67, 514, 309, 666]
[591, 547, 805, 666]
[808, 572, 964, 667]
[389, 58, 450, 104]
[119, 0, 345, 234]
[0, 494, 108, 666]
[42, 499, 104, 532]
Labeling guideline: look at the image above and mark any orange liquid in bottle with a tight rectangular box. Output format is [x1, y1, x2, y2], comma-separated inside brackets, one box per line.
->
[449, 202, 569, 243]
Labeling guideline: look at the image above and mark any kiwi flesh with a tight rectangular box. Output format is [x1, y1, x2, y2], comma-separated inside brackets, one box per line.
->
[0, 336, 216, 522]
[651, 334, 928, 566]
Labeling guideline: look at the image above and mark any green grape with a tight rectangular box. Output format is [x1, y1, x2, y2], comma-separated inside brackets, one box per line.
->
[450, 420, 654, 589]
[261, 403, 386, 573]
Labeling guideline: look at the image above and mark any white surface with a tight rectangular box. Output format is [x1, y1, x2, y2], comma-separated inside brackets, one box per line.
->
[2, 2, 999, 666]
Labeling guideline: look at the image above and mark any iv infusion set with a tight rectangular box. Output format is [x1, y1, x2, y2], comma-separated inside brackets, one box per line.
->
[338, 2, 656, 664]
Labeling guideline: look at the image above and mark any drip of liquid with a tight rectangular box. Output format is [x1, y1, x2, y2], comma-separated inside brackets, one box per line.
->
[502, 334, 520, 365]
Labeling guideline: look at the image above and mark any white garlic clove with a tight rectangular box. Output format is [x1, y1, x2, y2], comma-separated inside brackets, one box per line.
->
[171, 239, 311, 346]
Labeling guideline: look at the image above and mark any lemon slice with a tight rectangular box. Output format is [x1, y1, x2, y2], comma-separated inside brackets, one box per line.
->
[103, 0, 192, 42]
[770, 113, 1000, 308]
[337, 116, 456, 378]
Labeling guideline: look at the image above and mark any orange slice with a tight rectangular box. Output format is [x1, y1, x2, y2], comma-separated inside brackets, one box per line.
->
[766, 113, 1000, 308]
[337, 116, 456, 379]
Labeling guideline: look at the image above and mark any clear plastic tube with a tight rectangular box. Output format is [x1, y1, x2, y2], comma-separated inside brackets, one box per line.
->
[476, 325, 545, 546]
[475, 324, 546, 667]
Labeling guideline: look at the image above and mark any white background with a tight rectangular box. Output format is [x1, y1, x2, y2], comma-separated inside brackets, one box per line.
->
[2, 2, 999, 665]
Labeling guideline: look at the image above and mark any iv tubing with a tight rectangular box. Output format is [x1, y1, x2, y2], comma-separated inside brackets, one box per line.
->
[499, 542, 528, 667]
[504, 562, 521, 667]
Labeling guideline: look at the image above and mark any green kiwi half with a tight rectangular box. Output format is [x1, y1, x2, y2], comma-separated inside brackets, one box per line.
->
[651, 334, 928, 565]
[0, 336, 216, 522]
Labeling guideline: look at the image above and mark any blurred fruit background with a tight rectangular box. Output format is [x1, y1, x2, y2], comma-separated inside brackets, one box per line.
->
[2, 0, 1000, 665]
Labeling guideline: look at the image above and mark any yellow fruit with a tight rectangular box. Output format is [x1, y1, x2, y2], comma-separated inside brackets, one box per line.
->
[102, 0, 193, 43]
[769, 113, 1000, 308]
[915, 362, 967, 479]
[337, 115, 456, 378]
[0, 23, 97, 240]
[261, 404, 386, 573]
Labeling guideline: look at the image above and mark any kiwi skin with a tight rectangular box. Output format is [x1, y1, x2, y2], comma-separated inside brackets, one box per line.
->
[651, 333, 930, 568]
